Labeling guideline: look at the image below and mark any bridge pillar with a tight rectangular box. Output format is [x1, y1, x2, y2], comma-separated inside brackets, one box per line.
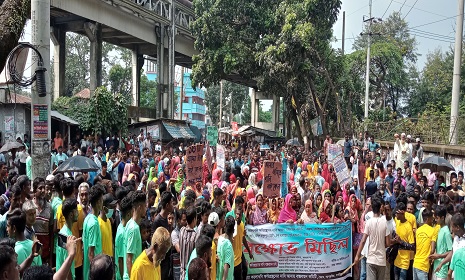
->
[156, 25, 170, 119]
[85, 22, 102, 96]
[51, 27, 65, 100]
[250, 88, 280, 133]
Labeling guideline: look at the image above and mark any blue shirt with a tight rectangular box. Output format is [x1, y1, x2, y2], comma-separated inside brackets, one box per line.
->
[344, 140, 353, 157]
[386, 194, 396, 210]
[385, 175, 395, 192]
[368, 142, 380, 152]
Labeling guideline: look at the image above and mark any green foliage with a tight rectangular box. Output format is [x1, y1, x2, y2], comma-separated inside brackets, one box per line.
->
[140, 74, 157, 108]
[258, 101, 272, 123]
[108, 64, 131, 96]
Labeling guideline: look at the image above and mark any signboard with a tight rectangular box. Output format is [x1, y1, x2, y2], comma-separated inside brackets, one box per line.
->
[206, 126, 218, 145]
[186, 144, 204, 186]
[232, 121, 238, 132]
[331, 155, 351, 187]
[216, 144, 225, 171]
[4, 116, 14, 132]
[328, 144, 342, 162]
[310, 116, 323, 136]
[147, 124, 160, 140]
[205, 142, 212, 172]
[33, 104, 48, 139]
[244, 222, 352, 280]
[263, 160, 282, 198]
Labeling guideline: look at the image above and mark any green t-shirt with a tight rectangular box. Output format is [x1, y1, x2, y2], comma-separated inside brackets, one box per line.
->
[451, 247, 465, 279]
[56, 225, 75, 279]
[217, 236, 234, 280]
[185, 249, 197, 280]
[83, 214, 102, 280]
[123, 218, 142, 280]
[52, 197, 63, 219]
[15, 239, 42, 266]
[434, 225, 453, 278]
[115, 223, 126, 280]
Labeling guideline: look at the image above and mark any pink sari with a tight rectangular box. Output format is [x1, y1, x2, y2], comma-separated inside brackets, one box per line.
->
[278, 194, 297, 223]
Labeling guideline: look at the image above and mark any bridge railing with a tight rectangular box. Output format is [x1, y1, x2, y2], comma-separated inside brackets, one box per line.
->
[352, 116, 465, 145]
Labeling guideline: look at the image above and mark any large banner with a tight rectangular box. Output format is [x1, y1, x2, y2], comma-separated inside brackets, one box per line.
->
[206, 126, 218, 144]
[328, 144, 343, 162]
[186, 144, 204, 186]
[245, 222, 352, 280]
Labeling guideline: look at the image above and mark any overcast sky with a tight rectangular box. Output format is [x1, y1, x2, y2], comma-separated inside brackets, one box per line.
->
[332, 0, 459, 69]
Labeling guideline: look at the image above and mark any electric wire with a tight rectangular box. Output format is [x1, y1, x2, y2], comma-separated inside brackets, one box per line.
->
[6, 43, 44, 87]
[402, 0, 420, 20]
[382, 0, 394, 19]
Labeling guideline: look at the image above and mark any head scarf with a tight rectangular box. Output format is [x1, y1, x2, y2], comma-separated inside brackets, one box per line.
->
[252, 194, 267, 225]
[212, 168, 222, 186]
[295, 167, 302, 184]
[247, 188, 256, 205]
[248, 173, 257, 189]
[158, 171, 165, 183]
[322, 163, 331, 183]
[300, 199, 317, 223]
[174, 167, 184, 193]
[147, 167, 158, 186]
[321, 182, 330, 192]
[278, 194, 297, 223]
[319, 189, 332, 215]
[268, 198, 280, 223]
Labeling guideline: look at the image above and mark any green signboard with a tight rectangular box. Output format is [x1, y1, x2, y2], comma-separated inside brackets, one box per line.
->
[206, 126, 218, 144]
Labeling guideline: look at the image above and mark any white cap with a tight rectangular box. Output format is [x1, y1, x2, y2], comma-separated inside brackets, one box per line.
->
[407, 135, 412, 139]
[416, 138, 421, 142]
[401, 133, 406, 137]
[208, 212, 220, 227]
[46, 174, 55, 181]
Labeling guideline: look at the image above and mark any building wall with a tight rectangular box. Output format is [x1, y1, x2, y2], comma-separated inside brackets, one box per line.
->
[0, 104, 30, 143]
[145, 63, 206, 129]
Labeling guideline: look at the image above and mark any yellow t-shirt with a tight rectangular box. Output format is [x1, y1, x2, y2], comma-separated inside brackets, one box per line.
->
[98, 216, 113, 257]
[413, 224, 438, 272]
[233, 222, 245, 267]
[55, 203, 85, 267]
[210, 238, 218, 280]
[130, 250, 161, 280]
[394, 218, 415, 270]
[365, 167, 372, 181]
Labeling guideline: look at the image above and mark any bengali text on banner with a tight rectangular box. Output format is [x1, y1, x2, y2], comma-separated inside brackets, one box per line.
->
[244, 222, 352, 280]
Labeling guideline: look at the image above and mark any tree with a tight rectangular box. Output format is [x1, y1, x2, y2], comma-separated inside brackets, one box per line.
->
[258, 101, 272, 123]
[204, 80, 248, 126]
[108, 64, 131, 96]
[140, 74, 157, 108]
[0, 0, 30, 72]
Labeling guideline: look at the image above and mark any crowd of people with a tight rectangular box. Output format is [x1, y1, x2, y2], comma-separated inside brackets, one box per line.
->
[0, 129, 465, 280]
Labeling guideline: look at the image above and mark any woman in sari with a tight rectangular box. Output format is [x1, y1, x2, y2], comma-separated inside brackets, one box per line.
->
[345, 194, 361, 231]
[147, 167, 158, 187]
[212, 168, 223, 187]
[174, 167, 184, 193]
[294, 165, 302, 184]
[268, 198, 280, 224]
[251, 194, 268, 225]
[313, 192, 322, 216]
[319, 200, 332, 223]
[248, 173, 257, 193]
[318, 189, 332, 216]
[321, 163, 331, 183]
[300, 199, 318, 224]
[278, 194, 298, 224]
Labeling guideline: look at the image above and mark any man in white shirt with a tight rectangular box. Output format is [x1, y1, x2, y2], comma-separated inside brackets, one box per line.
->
[355, 196, 391, 280]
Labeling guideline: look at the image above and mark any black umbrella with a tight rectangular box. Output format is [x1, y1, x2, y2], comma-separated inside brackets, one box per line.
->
[420, 156, 455, 173]
[55, 155, 99, 173]
[0, 141, 24, 153]
[286, 138, 302, 146]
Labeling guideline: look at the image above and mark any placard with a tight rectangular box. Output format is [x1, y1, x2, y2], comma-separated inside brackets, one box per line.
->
[328, 144, 342, 162]
[186, 144, 204, 186]
[331, 155, 352, 187]
[4, 116, 14, 132]
[206, 126, 218, 144]
[263, 160, 282, 198]
[33, 104, 48, 139]
[216, 144, 225, 171]
[244, 222, 352, 280]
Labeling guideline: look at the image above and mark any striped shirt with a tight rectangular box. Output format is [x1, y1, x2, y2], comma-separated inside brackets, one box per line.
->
[179, 226, 197, 280]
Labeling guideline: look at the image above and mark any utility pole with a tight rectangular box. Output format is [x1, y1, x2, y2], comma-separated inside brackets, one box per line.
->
[364, 0, 372, 122]
[449, 0, 464, 145]
[31, 0, 52, 179]
[219, 80, 223, 127]
[342, 11, 346, 55]
[230, 83, 233, 125]
[179, 67, 184, 120]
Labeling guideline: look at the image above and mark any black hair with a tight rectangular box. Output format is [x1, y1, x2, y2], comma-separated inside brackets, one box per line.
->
[139, 219, 151, 232]
[234, 195, 244, 206]
[185, 189, 196, 200]
[131, 190, 146, 206]
[200, 224, 215, 240]
[89, 254, 114, 280]
[213, 188, 224, 199]
[435, 205, 447, 218]
[62, 198, 78, 219]
[23, 265, 54, 280]
[396, 202, 406, 212]
[371, 196, 382, 214]
[115, 187, 129, 201]
[213, 207, 225, 220]
[451, 213, 465, 229]
[422, 191, 435, 203]
[32, 177, 45, 193]
[147, 188, 157, 199]
[195, 235, 212, 258]
[422, 208, 433, 220]
[159, 182, 167, 193]
[10, 184, 21, 197]
[188, 258, 208, 280]
[0, 245, 16, 275]
[225, 216, 235, 236]
[186, 206, 197, 224]
[61, 178, 75, 197]
[159, 191, 173, 209]
[199, 200, 211, 216]
[16, 175, 30, 191]
[7, 208, 26, 233]
[89, 184, 105, 207]
[101, 161, 107, 168]
[396, 192, 408, 206]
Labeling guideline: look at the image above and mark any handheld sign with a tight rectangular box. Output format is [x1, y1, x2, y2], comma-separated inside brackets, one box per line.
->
[263, 160, 282, 198]
[186, 144, 204, 186]
[206, 126, 218, 145]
